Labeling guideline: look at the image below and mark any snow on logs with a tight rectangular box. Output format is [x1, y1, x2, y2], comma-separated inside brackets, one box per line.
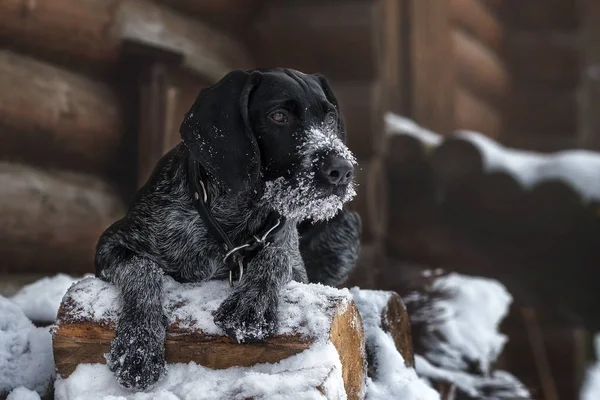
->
[0, 0, 251, 80]
[53, 278, 419, 399]
[0, 51, 123, 176]
[0, 163, 125, 275]
[53, 278, 367, 399]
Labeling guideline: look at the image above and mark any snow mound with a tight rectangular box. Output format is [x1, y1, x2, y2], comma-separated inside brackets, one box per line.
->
[385, 112, 442, 146]
[406, 273, 512, 374]
[10, 273, 91, 323]
[0, 296, 55, 396]
[7, 387, 42, 400]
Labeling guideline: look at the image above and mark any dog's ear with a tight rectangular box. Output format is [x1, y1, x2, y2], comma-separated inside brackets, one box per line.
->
[180, 70, 262, 193]
[314, 74, 347, 143]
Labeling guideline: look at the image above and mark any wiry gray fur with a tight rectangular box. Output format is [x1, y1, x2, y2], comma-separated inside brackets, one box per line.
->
[95, 70, 361, 391]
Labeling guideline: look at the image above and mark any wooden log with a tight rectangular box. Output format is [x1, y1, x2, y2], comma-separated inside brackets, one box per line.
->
[333, 80, 386, 159]
[410, 0, 455, 134]
[0, 0, 251, 81]
[492, 0, 580, 30]
[0, 50, 123, 176]
[253, 1, 382, 81]
[382, 0, 410, 115]
[450, 0, 504, 51]
[154, 0, 262, 36]
[53, 278, 366, 399]
[504, 33, 580, 88]
[352, 289, 415, 371]
[455, 86, 502, 138]
[501, 87, 577, 135]
[0, 163, 125, 275]
[352, 158, 388, 243]
[453, 29, 510, 106]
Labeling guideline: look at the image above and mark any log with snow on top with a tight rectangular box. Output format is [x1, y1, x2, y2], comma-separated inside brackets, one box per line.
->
[53, 277, 367, 399]
[430, 130, 600, 203]
[403, 271, 531, 399]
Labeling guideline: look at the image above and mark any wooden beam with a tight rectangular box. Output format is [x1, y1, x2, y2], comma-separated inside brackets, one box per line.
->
[0, 50, 123, 176]
[409, 0, 455, 134]
[453, 28, 511, 106]
[455, 86, 502, 139]
[0, 163, 125, 275]
[254, 1, 383, 81]
[352, 158, 388, 243]
[0, 0, 251, 81]
[503, 32, 580, 88]
[492, 0, 580, 30]
[450, 0, 504, 51]
[332, 80, 386, 159]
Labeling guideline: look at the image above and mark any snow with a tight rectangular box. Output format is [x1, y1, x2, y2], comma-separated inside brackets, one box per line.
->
[454, 130, 600, 201]
[581, 334, 600, 400]
[10, 273, 92, 323]
[55, 342, 345, 400]
[263, 125, 357, 222]
[406, 273, 512, 374]
[0, 295, 55, 396]
[385, 112, 442, 146]
[415, 356, 529, 399]
[7, 387, 42, 400]
[350, 289, 440, 400]
[61, 277, 352, 340]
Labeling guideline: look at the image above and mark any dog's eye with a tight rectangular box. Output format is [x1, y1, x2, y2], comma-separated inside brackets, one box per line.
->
[269, 111, 288, 124]
[325, 112, 336, 127]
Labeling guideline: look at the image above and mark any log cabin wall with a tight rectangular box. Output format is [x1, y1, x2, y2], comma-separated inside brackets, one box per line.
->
[0, 0, 259, 275]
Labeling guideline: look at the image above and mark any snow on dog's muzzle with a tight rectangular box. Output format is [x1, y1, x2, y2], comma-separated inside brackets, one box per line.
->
[262, 126, 357, 222]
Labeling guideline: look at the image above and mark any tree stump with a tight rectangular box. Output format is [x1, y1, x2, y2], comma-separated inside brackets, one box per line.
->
[53, 278, 366, 399]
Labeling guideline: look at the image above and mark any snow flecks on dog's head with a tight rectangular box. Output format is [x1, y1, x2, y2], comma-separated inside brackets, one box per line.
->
[262, 125, 357, 222]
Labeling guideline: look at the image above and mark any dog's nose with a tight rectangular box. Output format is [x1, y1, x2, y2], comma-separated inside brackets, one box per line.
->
[320, 156, 354, 185]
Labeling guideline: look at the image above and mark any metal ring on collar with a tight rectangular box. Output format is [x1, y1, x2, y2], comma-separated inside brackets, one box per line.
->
[229, 259, 244, 287]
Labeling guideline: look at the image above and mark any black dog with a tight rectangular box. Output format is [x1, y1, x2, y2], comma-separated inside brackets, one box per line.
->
[95, 69, 361, 390]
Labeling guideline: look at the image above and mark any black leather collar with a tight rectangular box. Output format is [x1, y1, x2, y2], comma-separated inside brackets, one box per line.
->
[186, 151, 285, 286]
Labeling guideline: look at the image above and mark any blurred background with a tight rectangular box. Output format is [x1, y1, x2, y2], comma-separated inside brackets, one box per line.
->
[1, 0, 600, 399]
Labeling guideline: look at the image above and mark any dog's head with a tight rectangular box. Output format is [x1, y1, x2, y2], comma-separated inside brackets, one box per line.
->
[180, 69, 356, 222]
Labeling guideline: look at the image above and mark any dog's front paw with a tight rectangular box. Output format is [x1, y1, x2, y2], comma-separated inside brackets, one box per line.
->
[107, 323, 166, 391]
[213, 292, 277, 343]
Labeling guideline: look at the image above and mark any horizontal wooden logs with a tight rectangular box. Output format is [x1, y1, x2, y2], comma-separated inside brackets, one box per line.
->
[450, 0, 504, 51]
[53, 278, 366, 399]
[352, 158, 388, 242]
[254, 1, 382, 80]
[503, 33, 580, 88]
[0, 163, 125, 275]
[455, 87, 501, 138]
[333, 81, 386, 159]
[0, 50, 123, 175]
[453, 29, 510, 105]
[492, 0, 580, 30]
[0, 0, 251, 80]
[501, 87, 577, 135]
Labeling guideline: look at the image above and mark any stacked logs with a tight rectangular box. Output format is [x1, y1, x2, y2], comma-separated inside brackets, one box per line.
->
[253, 0, 391, 289]
[383, 124, 600, 400]
[0, 0, 254, 275]
[450, 0, 581, 150]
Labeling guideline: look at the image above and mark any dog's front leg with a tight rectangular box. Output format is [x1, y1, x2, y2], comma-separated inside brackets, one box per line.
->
[213, 245, 297, 342]
[101, 256, 167, 391]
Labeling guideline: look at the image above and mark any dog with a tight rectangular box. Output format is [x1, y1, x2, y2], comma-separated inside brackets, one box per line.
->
[95, 68, 362, 390]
